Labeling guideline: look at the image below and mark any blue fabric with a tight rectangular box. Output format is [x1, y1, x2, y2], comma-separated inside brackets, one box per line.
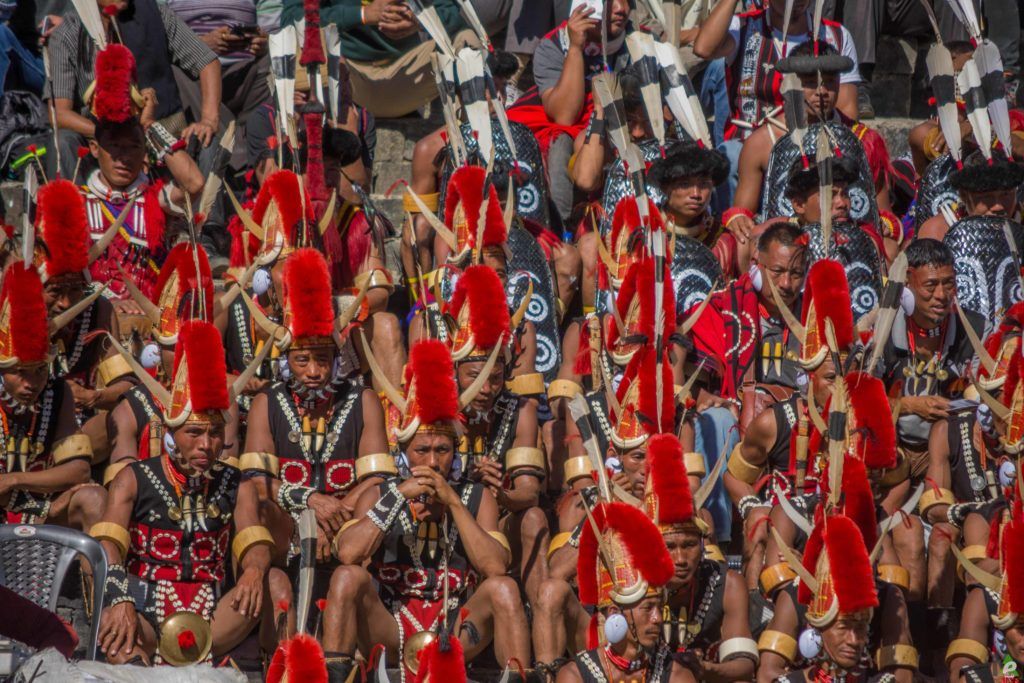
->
[0, 24, 45, 95]
[694, 406, 740, 543]
[699, 58, 729, 149]
[712, 138, 743, 217]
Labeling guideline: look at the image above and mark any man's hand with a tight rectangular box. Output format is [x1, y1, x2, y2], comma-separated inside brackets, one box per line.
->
[416, 467, 460, 507]
[725, 214, 754, 246]
[242, 377, 269, 396]
[40, 15, 63, 45]
[905, 395, 950, 421]
[378, 4, 418, 41]
[230, 566, 264, 618]
[0, 473, 19, 501]
[566, 5, 598, 50]
[307, 492, 349, 537]
[182, 118, 218, 148]
[68, 380, 99, 410]
[361, 0, 399, 26]
[201, 26, 249, 55]
[316, 527, 334, 563]
[248, 31, 269, 57]
[139, 88, 159, 128]
[113, 298, 145, 317]
[473, 458, 505, 494]
[99, 602, 139, 657]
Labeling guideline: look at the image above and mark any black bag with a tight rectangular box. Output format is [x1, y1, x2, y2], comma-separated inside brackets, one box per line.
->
[0, 90, 50, 177]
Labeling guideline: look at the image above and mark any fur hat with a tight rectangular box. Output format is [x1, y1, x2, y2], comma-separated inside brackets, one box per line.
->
[648, 140, 730, 187]
[282, 248, 336, 349]
[0, 263, 51, 367]
[90, 44, 142, 123]
[950, 148, 1024, 193]
[784, 156, 859, 200]
[36, 179, 90, 279]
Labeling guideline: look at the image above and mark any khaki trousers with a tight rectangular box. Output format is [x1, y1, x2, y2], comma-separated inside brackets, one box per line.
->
[348, 29, 478, 118]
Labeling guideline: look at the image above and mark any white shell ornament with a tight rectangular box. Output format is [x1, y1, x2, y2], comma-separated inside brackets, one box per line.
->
[749, 264, 763, 293]
[604, 613, 628, 645]
[900, 287, 916, 316]
[798, 628, 822, 660]
[140, 343, 161, 369]
[1000, 459, 1017, 488]
[253, 268, 273, 296]
[163, 431, 177, 456]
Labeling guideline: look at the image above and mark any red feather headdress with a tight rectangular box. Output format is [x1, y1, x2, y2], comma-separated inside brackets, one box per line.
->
[152, 243, 213, 342]
[415, 634, 465, 683]
[0, 263, 50, 366]
[91, 44, 137, 123]
[252, 170, 315, 258]
[266, 633, 327, 683]
[799, 259, 853, 369]
[577, 501, 674, 608]
[845, 371, 897, 470]
[403, 339, 460, 437]
[444, 166, 507, 259]
[800, 513, 878, 622]
[606, 252, 676, 366]
[644, 433, 696, 531]
[169, 320, 229, 420]
[283, 248, 335, 347]
[448, 265, 510, 361]
[37, 179, 90, 278]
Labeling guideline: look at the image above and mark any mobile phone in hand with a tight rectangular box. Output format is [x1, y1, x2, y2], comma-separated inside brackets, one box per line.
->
[229, 23, 259, 37]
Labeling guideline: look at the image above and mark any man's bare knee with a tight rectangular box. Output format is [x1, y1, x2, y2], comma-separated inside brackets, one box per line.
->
[535, 578, 573, 615]
[328, 565, 372, 603]
[483, 576, 524, 612]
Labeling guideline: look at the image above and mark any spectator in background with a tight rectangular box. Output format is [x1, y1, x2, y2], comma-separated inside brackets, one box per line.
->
[44, 0, 222, 180]
[281, 0, 473, 119]
[163, 0, 272, 148]
[0, 2, 46, 96]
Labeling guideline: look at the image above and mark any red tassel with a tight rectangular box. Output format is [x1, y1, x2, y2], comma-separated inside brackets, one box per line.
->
[177, 630, 197, 650]
[142, 179, 166, 252]
[299, 0, 326, 66]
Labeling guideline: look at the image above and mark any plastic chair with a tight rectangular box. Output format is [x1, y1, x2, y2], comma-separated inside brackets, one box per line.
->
[0, 524, 108, 660]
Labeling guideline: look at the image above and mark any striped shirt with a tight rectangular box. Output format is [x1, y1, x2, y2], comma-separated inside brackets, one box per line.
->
[160, 0, 257, 65]
[44, 5, 215, 108]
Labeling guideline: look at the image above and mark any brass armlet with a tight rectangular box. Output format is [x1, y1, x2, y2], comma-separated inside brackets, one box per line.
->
[355, 452, 397, 481]
[703, 543, 725, 562]
[877, 563, 910, 591]
[53, 434, 93, 464]
[97, 354, 133, 387]
[759, 562, 796, 596]
[918, 487, 955, 516]
[757, 630, 797, 663]
[548, 531, 572, 559]
[506, 447, 546, 472]
[727, 444, 763, 485]
[506, 373, 545, 396]
[90, 522, 130, 560]
[239, 451, 280, 477]
[488, 531, 511, 553]
[945, 638, 989, 666]
[232, 526, 274, 565]
[563, 456, 592, 485]
[683, 451, 706, 478]
[547, 379, 582, 401]
[717, 637, 759, 663]
[875, 644, 919, 670]
[103, 461, 132, 486]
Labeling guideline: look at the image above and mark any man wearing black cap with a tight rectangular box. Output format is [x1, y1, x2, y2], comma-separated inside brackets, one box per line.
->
[649, 140, 741, 279]
[918, 148, 1024, 242]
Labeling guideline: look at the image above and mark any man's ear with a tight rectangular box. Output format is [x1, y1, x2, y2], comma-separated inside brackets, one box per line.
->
[88, 138, 101, 160]
[790, 194, 807, 217]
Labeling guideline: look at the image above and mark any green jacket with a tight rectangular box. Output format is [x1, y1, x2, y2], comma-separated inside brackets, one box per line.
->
[281, 0, 466, 63]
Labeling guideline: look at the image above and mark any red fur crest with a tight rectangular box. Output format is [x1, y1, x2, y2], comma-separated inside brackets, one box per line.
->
[1006, 520, 1024, 614]
[407, 340, 459, 427]
[155, 243, 213, 319]
[93, 45, 136, 123]
[802, 259, 853, 352]
[415, 634, 465, 683]
[2, 263, 49, 363]
[826, 514, 879, 613]
[646, 433, 695, 525]
[444, 166, 507, 249]
[284, 248, 335, 340]
[449, 265, 509, 350]
[37, 179, 89, 276]
[253, 171, 311, 244]
[180, 320, 229, 413]
[845, 371, 897, 469]
[840, 456, 878, 551]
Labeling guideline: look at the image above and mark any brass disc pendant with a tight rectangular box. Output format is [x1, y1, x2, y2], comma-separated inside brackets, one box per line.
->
[288, 430, 301, 444]
[206, 503, 221, 519]
[168, 506, 182, 521]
